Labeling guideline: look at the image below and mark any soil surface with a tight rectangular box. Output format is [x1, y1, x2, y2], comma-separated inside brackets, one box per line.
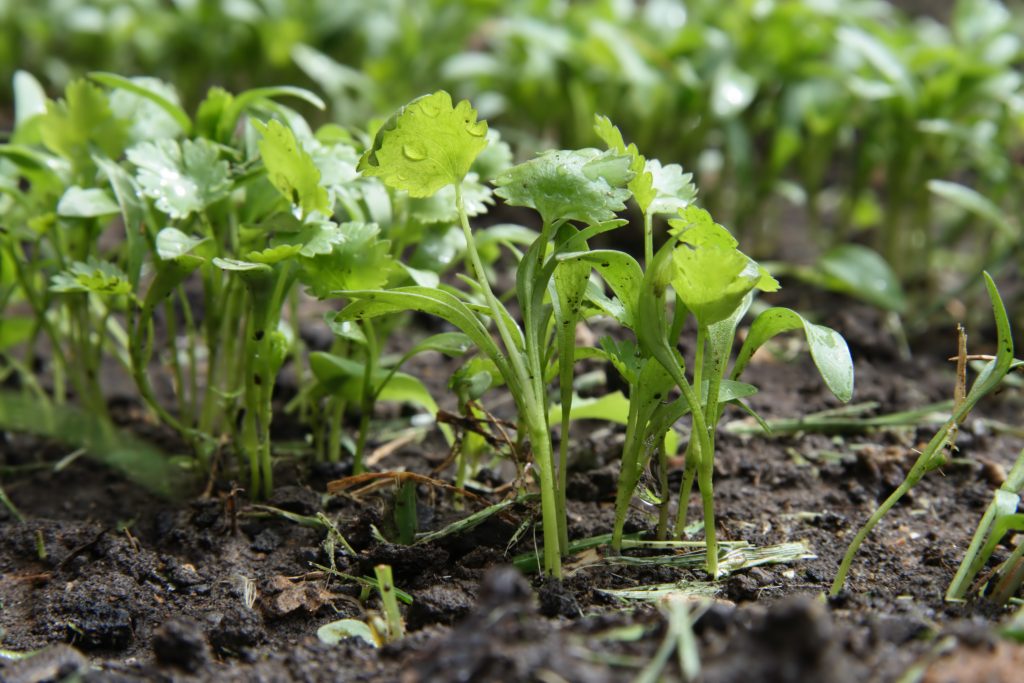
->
[1, 298, 1023, 682]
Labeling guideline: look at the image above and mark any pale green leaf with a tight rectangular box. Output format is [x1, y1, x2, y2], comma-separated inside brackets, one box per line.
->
[155, 227, 205, 261]
[127, 138, 231, 219]
[94, 73, 190, 140]
[56, 186, 120, 217]
[317, 619, 378, 647]
[816, 244, 906, 313]
[358, 91, 488, 197]
[927, 179, 1016, 239]
[646, 159, 697, 216]
[494, 148, 633, 224]
[732, 308, 854, 402]
[253, 118, 331, 216]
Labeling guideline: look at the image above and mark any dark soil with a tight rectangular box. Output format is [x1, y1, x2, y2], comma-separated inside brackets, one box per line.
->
[2, 300, 1023, 682]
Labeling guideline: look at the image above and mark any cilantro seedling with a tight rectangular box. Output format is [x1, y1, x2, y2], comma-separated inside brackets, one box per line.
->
[832, 273, 1015, 596]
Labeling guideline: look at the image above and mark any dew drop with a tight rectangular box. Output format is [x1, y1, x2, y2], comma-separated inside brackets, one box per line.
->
[466, 122, 487, 138]
[403, 144, 427, 161]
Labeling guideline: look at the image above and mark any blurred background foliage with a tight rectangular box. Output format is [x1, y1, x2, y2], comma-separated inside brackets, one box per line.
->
[1, 0, 1022, 327]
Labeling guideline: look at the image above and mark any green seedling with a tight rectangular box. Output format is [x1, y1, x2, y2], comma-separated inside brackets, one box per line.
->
[831, 273, 1014, 596]
[339, 91, 641, 577]
[309, 330, 468, 472]
[947, 447, 1024, 604]
[373, 564, 405, 642]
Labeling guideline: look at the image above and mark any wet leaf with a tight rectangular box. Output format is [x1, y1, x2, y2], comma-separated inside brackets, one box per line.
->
[358, 91, 488, 197]
[494, 148, 633, 224]
[127, 138, 231, 219]
[732, 308, 854, 402]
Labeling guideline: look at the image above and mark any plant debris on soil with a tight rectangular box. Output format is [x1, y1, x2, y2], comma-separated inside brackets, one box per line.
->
[2, 300, 1022, 683]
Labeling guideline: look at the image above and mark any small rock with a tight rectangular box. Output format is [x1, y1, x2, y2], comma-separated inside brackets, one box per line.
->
[536, 577, 580, 618]
[250, 527, 281, 553]
[267, 485, 320, 516]
[153, 617, 210, 673]
[207, 605, 265, 655]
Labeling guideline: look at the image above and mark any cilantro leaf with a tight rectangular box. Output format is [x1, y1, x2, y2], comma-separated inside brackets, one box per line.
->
[358, 91, 489, 197]
[106, 76, 186, 143]
[297, 222, 396, 298]
[253, 118, 331, 217]
[51, 258, 133, 296]
[493, 148, 633, 224]
[127, 138, 232, 219]
[38, 80, 127, 180]
[409, 173, 492, 223]
[646, 159, 697, 216]
[669, 208, 779, 327]
[594, 114, 696, 216]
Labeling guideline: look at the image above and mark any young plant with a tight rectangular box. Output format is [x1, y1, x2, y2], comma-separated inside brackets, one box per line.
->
[582, 118, 853, 576]
[335, 91, 638, 577]
[947, 447, 1024, 605]
[831, 273, 1015, 596]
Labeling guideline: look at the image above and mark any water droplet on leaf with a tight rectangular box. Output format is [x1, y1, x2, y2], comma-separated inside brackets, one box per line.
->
[403, 144, 426, 161]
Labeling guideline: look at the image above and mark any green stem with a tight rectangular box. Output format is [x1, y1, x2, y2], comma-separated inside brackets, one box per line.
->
[674, 325, 706, 538]
[611, 388, 643, 551]
[643, 211, 654, 269]
[455, 185, 562, 576]
[353, 319, 378, 474]
[830, 476, 916, 596]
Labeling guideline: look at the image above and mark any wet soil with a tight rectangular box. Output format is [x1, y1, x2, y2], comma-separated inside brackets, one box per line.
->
[1, 300, 1023, 682]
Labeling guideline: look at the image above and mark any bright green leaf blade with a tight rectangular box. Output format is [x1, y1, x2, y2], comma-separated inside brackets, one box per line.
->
[297, 222, 395, 297]
[37, 79, 127, 178]
[358, 91, 488, 197]
[814, 244, 906, 313]
[56, 186, 120, 217]
[732, 308, 854, 402]
[334, 288, 508, 380]
[927, 179, 1016, 239]
[253, 118, 331, 217]
[218, 85, 325, 140]
[89, 71, 192, 136]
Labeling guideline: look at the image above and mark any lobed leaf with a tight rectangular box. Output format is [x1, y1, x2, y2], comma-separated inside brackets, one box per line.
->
[297, 222, 395, 297]
[127, 138, 231, 219]
[358, 91, 488, 197]
[51, 258, 133, 296]
[253, 118, 331, 217]
[494, 148, 633, 224]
